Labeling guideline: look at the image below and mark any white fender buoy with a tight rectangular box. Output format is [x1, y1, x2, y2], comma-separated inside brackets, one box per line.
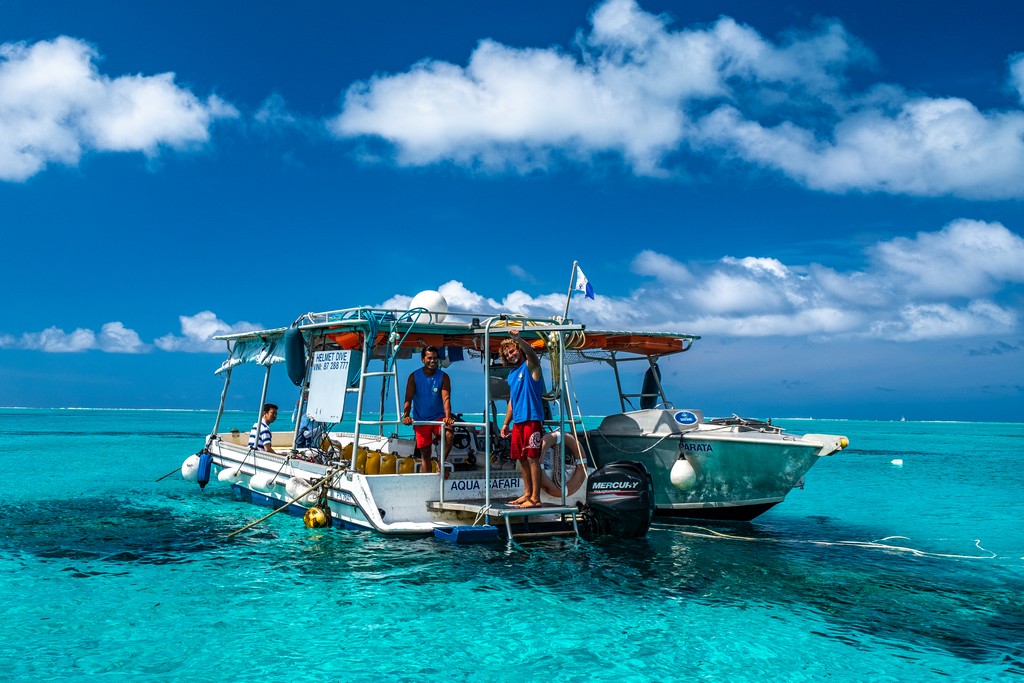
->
[891, 459, 904, 467]
[181, 455, 200, 482]
[670, 457, 697, 490]
[285, 477, 319, 505]
[218, 466, 242, 483]
[408, 290, 448, 323]
[249, 472, 275, 492]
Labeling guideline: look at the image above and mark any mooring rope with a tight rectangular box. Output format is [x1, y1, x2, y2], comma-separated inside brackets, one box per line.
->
[472, 504, 493, 528]
[655, 525, 997, 560]
[594, 428, 672, 454]
[225, 464, 346, 539]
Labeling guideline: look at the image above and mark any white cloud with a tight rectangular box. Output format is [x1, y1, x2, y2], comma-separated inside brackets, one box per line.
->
[328, 0, 1024, 198]
[253, 93, 326, 140]
[331, 35, 683, 174]
[869, 301, 1017, 342]
[1010, 54, 1024, 106]
[690, 307, 861, 337]
[0, 36, 238, 181]
[441, 280, 505, 312]
[153, 312, 263, 353]
[725, 257, 790, 279]
[808, 266, 891, 307]
[23, 326, 96, 352]
[870, 219, 1024, 298]
[377, 293, 414, 310]
[254, 93, 300, 128]
[0, 320, 147, 353]
[379, 280, 505, 313]
[693, 271, 789, 315]
[701, 98, 1024, 199]
[9, 219, 1023, 351]
[507, 264, 537, 283]
[378, 278, 635, 327]
[97, 322, 147, 353]
[383, 219, 1022, 341]
[631, 250, 693, 283]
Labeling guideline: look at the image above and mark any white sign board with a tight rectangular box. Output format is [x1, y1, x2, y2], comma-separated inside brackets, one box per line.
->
[307, 350, 350, 423]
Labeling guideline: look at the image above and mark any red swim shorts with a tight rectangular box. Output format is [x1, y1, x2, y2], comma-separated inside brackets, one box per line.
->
[414, 424, 441, 449]
[510, 421, 543, 460]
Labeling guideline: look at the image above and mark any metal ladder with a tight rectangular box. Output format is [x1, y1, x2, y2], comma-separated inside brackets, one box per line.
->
[347, 313, 404, 461]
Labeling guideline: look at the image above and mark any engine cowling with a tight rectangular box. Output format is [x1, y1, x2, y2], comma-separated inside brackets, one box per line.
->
[580, 460, 655, 539]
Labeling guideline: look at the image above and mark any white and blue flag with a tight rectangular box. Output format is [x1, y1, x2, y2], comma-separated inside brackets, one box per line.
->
[574, 265, 595, 300]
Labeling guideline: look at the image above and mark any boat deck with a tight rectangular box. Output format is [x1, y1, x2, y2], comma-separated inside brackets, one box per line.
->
[427, 500, 580, 539]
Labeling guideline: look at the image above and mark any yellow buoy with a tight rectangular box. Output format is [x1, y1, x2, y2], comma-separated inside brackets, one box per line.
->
[304, 506, 330, 528]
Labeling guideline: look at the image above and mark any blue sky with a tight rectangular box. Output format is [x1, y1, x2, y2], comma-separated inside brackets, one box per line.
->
[1, 0, 1022, 421]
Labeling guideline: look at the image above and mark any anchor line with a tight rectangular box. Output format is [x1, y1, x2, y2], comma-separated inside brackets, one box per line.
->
[653, 526, 997, 560]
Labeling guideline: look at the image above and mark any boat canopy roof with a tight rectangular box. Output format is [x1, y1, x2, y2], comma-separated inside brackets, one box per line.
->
[212, 328, 288, 375]
[212, 305, 699, 372]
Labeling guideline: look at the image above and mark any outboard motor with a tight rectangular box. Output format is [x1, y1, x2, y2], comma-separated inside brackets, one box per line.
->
[579, 461, 655, 539]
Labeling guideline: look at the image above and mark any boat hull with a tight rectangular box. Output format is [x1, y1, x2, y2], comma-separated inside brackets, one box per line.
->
[587, 430, 825, 522]
[205, 435, 586, 537]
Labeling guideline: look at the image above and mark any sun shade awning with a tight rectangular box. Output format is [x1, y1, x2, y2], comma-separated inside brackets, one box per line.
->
[214, 337, 285, 375]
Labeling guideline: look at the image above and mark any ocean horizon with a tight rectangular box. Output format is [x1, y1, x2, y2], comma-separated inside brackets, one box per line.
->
[3, 405, 1020, 425]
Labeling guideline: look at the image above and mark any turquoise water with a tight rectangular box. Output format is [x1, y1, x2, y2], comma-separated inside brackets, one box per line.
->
[1, 409, 1021, 681]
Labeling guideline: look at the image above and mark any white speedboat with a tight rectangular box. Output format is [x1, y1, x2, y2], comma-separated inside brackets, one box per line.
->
[182, 291, 846, 539]
[587, 409, 847, 521]
[542, 321, 848, 522]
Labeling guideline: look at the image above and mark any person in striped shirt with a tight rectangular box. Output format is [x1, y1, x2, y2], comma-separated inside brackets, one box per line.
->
[248, 403, 279, 454]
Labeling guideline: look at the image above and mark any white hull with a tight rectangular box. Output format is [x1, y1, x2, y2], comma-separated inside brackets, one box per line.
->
[587, 410, 847, 521]
[207, 432, 588, 536]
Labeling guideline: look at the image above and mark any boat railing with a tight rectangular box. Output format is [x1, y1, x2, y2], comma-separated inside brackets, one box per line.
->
[606, 351, 671, 412]
[411, 418, 488, 503]
[304, 310, 587, 524]
[297, 306, 516, 331]
[476, 316, 587, 519]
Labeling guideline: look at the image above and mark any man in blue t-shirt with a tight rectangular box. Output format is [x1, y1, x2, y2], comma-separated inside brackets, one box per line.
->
[500, 329, 545, 508]
[401, 346, 454, 473]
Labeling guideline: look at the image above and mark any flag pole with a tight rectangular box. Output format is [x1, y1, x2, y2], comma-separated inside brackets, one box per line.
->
[561, 261, 578, 321]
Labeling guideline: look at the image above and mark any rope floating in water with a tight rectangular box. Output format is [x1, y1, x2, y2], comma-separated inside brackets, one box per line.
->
[653, 525, 997, 560]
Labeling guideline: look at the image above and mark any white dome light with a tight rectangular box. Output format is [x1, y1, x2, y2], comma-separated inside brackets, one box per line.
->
[408, 290, 448, 323]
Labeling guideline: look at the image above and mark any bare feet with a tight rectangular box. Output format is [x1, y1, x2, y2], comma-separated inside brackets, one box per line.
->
[518, 499, 541, 509]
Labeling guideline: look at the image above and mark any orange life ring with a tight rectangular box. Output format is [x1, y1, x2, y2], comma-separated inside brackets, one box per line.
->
[539, 432, 586, 497]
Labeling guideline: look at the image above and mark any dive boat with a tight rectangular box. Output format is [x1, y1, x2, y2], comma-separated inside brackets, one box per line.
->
[181, 290, 846, 540]
[184, 292, 656, 542]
